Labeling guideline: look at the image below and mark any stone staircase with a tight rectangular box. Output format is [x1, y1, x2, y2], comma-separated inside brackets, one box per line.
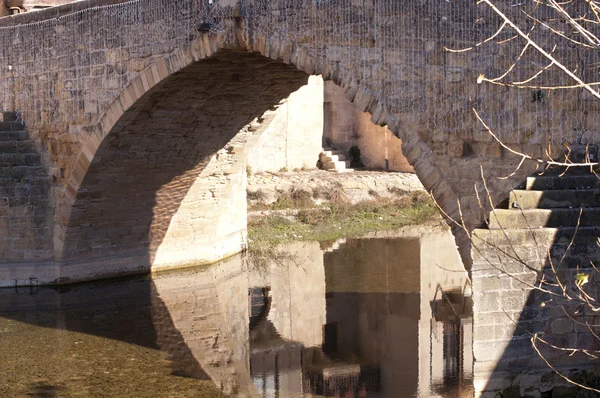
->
[319, 147, 354, 173]
[0, 112, 47, 206]
[0, 113, 42, 167]
[471, 168, 600, 394]
[0, 111, 52, 263]
[474, 166, 600, 272]
[488, 169, 600, 229]
[320, 238, 347, 253]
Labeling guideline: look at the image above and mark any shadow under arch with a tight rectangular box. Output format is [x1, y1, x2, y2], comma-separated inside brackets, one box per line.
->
[55, 47, 309, 282]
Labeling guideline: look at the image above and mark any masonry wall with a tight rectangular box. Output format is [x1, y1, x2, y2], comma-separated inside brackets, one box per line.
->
[471, 228, 600, 397]
[249, 76, 416, 174]
[246, 76, 324, 173]
[323, 80, 357, 153]
[3, 0, 595, 233]
[356, 113, 414, 172]
[323, 81, 414, 172]
[55, 51, 307, 282]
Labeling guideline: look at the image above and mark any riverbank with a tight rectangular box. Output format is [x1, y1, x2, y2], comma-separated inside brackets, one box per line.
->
[247, 169, 425, 206]
[246, 170, 440, 265]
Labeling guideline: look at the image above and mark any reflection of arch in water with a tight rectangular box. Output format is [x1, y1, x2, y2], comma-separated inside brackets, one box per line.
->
[1, 254, 260, 396]
[322, 229, 473, 398]
[303, 365, 381, 397]
[151, 255, 257, 396]
[0, 275, 218, 395]
[247, 230, 473, 397]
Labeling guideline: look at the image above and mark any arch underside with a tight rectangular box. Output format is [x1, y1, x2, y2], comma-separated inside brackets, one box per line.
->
[60, 50, 308, 277]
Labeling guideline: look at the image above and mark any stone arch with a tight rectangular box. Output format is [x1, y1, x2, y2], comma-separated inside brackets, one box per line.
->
[55, 34, 227, 260]
[55, 34, 312, 281]
[56, 31, 473, 281]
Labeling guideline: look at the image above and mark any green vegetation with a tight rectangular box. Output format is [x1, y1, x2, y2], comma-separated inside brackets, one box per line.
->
[247, 191, 438, 267]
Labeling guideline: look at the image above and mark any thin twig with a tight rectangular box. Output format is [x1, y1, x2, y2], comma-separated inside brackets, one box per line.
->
[532, 335, 600, 393]
[479, 0, 600, 99]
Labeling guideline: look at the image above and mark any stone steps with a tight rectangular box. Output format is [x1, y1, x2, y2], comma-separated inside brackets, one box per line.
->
[0, 141, 37, 153]
[473, 227, 600, 268]
[526, 175, 600, 190]
[474, 226, 600, 245]
[0, 165, 47, 178]
[510, 189, 600, 209]
[321, 238, 347, 253]
[321, 153, 346, 163]
[0, 112, 46, 184]
[323, 149, 345, 156]
[0, 121, 26, 132]
[0, 153, 42, 167]
[319, 148, 354, 173]
[488, 208, 600, 229]
[1, 111, 18, 122]
[476, 168, 600, 270]
[0, 131, 29, 141]
[0, 175, 51, 191]
[324, 160, 352, 171]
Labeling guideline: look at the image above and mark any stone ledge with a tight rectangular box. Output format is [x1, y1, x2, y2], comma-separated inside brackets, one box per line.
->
[0, 227, 246, 287]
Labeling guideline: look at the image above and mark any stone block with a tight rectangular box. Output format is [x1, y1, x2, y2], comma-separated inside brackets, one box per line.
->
[475, 291, 501, 313]
[473, 340, 511, 362]
[447, 139, 464, 157]
[500, 290, 526, 312]
[550, 318, 572, 334]
[473, 275, 504, 291]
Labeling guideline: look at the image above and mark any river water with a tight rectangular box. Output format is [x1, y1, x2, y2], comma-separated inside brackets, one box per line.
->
[0, 225, 473, 397]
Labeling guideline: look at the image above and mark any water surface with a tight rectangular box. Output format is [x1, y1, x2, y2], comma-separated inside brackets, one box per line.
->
[0, 226, 473, 397]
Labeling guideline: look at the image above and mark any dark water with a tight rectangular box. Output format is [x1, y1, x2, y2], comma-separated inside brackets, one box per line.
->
[0, 227, 473, 397]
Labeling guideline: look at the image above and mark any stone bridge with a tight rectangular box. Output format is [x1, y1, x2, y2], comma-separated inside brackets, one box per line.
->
[0, 0, 598, 285]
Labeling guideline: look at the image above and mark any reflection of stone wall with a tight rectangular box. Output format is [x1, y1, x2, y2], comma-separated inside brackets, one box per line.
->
[250, 347, 304, 396]
[324, 227, 471, 398]
[248, 242, 326, 348]
[418, 227, 472, 396]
